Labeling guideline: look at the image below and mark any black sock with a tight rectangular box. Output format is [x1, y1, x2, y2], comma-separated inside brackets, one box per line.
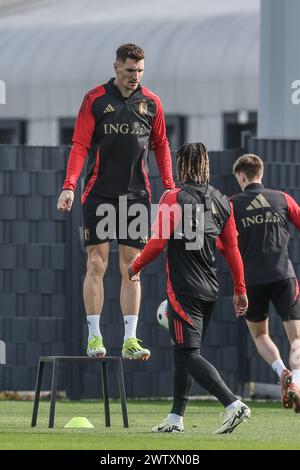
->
[173, 348, 237, 407]
[171, 356, 193, 416]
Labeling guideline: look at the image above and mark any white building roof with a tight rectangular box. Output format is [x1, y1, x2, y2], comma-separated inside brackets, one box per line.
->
[0, 0, 260, 119]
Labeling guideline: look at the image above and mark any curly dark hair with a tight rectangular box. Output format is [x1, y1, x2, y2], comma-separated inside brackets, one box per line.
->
[116, 43, 145, 62]
[176, 143, 209, 183]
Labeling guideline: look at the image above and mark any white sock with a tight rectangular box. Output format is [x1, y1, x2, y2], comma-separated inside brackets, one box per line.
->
[124, 315, 138, 340]
[291, 370, 300, 388]
[87, 315, 101, 340]
[226, 399, 243, 411]
[168, 413, 183, 423]
[271, 358, 286, 379]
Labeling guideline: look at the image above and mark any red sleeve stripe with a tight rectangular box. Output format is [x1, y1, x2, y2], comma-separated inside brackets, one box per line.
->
[159, 188, 180, 205]
[63, 85, 106, 193]
[79, 85, 106, 118]
[294, 278, 299, 303]
[151, 188, 181, 238]
[140, 86, 175, 190]
[166, 258, 193, 325]
[81, 148, 100, 204]
[140, 86, 160, 106]
[141, 159, 152, 201]
[281, 192, 300, 231]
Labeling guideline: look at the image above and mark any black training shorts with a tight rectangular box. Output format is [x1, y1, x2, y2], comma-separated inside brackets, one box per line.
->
[82, 195, 151, 249]
[246, 278, 300, 322]
[167, 294, 216, 349]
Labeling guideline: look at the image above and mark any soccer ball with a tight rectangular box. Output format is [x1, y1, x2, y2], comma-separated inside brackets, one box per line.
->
[156, 299, 169, 329]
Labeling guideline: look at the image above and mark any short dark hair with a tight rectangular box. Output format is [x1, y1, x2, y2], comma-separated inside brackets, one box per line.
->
[233, 154, 264, 180]
[116, 43, 144, 62]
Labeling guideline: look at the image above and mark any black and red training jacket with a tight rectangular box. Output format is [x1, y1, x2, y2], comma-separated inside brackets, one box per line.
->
[231, 183, 300, 285]
[63, 78, 175, 204]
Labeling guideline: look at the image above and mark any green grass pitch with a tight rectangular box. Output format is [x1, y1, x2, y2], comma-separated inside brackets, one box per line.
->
[0, 400, 299, 450]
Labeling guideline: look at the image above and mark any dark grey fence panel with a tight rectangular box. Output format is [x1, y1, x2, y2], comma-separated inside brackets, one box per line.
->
[1, 139, 299, 398]
[0, 146, 70, 392]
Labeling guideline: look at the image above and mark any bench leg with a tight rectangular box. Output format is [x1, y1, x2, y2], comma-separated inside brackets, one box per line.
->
[31, 359, 44, 427]
[49, 359, 59, 428]
[117, 359, 128, 428]
[101, 361, 110, 427]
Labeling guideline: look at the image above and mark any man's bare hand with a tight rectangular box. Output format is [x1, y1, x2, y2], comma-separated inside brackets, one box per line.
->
[233, 294, 248, 318]
[57, 190, 74, 212]
[128, 265, 140, 282]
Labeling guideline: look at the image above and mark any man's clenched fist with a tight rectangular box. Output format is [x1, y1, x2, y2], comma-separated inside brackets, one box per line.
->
[57, 190, 74, 212]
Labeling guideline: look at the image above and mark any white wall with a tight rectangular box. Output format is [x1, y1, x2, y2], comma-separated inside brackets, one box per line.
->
[187, 115, 223, 151]
[259, 0, 300, 138]
[27, 118, 58, 145]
